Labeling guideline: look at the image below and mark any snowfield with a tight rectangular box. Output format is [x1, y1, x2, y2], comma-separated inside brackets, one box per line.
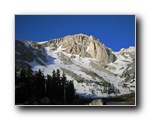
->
[27, 46, 135, 98]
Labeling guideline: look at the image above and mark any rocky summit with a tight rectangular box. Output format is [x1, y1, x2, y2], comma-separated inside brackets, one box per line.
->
[39, 34, 116, 63]
[15, 33, 135, 99]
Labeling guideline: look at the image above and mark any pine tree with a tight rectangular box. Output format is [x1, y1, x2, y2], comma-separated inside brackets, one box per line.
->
[15, 67, 19, 87]
[35, 69, 46, 99]
[66, 81, 75, 104]
[25, 66, 33, 98]
[15, 67, 33, 103]
[61, 72, 66, 104]
[20, 67, 29, 101]
[52, 70, 58, 100]
[56, 69, 61, 100]
[46, 74, 54, 99]
[15, 68, 22, 104]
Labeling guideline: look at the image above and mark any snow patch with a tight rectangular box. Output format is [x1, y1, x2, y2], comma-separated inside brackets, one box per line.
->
[15, 52, 21, 55]
[24, 43, 29, 48]
[86, 46, 90, 52]
[37, 41, 48, 44]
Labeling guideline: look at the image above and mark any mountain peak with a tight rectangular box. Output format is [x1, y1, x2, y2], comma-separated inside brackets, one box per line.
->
[39, 34, 116, 64]
[75, 33, 88, 36]
[120, 46, 135, 52]
[15, 34, 135, 101]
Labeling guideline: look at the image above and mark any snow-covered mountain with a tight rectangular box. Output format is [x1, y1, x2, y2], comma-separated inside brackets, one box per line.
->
[15, 34, 135, 98]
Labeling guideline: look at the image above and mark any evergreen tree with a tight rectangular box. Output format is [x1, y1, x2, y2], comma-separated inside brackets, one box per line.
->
[61, 72, 66, 104]
[25, 66, 33, 98]
[15, 68, 22, 103]
[35, 69, 45, 99]
[20, 67, 30, 101]
[15, 67, 33, 103]
[46, 74, 54, 99]
[52, 70, 56, 79]
[15, 67, 19, 87]
[56, 69, 60, 79]
[56, 69, 61, 100]
[15, 67, 76, 105]
[66, 81, 75, 104]
[52, 70, 57, 100]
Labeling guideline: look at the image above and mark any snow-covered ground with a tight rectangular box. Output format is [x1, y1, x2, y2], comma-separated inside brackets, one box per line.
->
[37, 41, 48, 44]
[106, 53, 133, 75]
[27, 46, 135, 98]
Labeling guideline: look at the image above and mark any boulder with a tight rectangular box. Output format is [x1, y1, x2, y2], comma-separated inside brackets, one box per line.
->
[89, 99, 103, 105]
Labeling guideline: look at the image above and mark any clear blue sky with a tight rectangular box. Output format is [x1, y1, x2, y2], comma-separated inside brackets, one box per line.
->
[15, 15, 135, 51]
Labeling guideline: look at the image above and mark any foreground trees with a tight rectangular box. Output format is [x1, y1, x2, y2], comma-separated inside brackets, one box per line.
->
[15, 67, 75, 105]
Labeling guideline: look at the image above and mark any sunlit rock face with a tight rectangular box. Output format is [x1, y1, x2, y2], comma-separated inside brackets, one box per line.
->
[40, 34, 116, 64]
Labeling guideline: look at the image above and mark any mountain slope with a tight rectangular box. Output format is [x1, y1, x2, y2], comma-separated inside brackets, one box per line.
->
[15, 34, 135, 98]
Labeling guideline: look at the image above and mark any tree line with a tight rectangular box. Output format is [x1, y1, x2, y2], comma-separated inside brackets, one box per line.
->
[15, 67, 75, 105]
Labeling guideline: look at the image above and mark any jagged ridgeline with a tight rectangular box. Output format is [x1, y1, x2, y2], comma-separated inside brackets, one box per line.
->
[15, 34, 135, 105]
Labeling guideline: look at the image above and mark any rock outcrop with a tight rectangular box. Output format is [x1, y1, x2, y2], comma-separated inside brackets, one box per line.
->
[119, 46, 135, 59]
[89, 99, 103, 105]
[41, 34, 116, 64]
[15, 40, 48, 70]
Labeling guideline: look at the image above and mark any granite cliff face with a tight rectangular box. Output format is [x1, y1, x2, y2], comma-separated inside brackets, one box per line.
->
[40, 34, 116, 64]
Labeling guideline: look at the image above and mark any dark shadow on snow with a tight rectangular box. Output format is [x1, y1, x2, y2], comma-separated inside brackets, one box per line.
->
[45, 55, 56, 66]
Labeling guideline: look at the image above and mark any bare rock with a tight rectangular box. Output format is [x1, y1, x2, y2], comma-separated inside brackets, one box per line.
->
[89, 99, 103, 105]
